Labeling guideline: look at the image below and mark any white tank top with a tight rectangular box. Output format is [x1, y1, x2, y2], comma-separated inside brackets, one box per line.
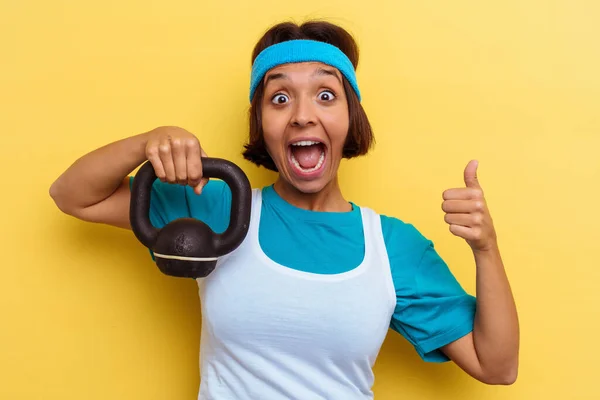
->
[196, 188, 396, 399]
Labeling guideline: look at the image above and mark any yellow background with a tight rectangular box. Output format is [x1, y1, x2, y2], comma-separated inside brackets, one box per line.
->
[1, 0, 599, 398]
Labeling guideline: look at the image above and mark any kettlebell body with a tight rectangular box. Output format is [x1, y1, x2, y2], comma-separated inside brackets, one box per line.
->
[129, 158, 252, 278]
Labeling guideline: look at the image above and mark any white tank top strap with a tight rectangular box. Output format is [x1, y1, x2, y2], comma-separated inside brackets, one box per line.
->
[359, 205, 396, 309]
[248, 187, 263, 238]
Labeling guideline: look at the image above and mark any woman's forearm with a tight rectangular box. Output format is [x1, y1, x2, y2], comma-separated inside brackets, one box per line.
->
[49, 131, 150, 212]
[472, 245, 520, 382]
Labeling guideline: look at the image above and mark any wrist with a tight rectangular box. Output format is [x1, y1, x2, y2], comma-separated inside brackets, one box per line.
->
[473, 243, 503, 267]
[473, 241, 500, 256]
[130, 131, 153, 162]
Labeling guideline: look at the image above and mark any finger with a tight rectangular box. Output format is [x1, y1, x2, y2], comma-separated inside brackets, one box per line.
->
[185, 138, 204, 191]
[170, 137, 187, 185]
[159, 136, 176, 183]
[464, 160, 481, 189]
[443, 187, 483, 201]
[444, 213, 474, 227]
[449, 224, 478, 240]
[194, 177, 209, 195]
[197, 146, 209, 190]
[442, 199, 485, 213]
[146, 140, 166, 182]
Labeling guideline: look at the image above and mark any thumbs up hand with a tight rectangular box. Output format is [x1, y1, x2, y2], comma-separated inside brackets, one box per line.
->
[442, 160, 498, 252]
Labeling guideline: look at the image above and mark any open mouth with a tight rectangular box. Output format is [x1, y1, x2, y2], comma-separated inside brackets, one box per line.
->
[288, 140, 327, 176]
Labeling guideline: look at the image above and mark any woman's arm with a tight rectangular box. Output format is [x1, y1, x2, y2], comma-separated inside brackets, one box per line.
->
[439, 160, 519, 385]
[49, 126, 207, 229]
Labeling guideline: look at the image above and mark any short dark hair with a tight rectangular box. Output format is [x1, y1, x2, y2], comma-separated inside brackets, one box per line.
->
[242, 20, 375, 172]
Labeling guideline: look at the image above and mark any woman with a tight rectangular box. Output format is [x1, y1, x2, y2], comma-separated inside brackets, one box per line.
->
[50, 20, 519, 399]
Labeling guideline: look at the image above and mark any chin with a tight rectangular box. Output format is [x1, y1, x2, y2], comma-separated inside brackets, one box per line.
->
[290, 179, 329, 194]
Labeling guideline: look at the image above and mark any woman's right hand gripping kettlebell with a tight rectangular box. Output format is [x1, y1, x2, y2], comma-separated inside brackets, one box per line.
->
[144, 126, 209, 195]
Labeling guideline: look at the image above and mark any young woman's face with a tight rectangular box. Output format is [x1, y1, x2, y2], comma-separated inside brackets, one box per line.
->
[261, 62, 350, 194]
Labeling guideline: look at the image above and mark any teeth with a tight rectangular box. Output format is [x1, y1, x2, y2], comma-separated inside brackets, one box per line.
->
[291, 149, 325, 173]
[291, 140, 321, 146]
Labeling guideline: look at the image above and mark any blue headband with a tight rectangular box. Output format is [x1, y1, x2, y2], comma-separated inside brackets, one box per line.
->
[249, 39, 361, 102]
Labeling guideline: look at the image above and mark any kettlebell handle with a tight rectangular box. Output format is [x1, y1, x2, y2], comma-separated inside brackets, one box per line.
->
[130, 157, 252, 256]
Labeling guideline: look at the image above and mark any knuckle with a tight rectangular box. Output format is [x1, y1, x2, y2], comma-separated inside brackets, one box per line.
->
[185, 137, 199, 149]
[146, 146, 159, 158]
[171, 137, 182, 148]
[158, 144, 170, 154]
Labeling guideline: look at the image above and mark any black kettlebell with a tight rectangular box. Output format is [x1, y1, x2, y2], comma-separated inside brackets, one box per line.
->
[129, 158, 252, 278]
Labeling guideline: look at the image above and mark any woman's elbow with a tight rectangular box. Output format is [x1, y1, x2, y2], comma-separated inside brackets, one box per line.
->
[49, 181, 71, 214]
[49, 180, 81, 217]
[481, 365, 518, 385]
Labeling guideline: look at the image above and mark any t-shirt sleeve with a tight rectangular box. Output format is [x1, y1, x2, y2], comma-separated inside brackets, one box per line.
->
[381, 215, 477, 363]
[128, 177, 232, 260]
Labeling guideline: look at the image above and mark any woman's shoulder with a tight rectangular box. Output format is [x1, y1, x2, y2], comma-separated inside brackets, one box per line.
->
[376, 212, 426, 240]
[375, 212, 433, 259]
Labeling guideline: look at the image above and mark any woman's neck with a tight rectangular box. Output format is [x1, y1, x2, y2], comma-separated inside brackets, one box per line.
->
[273, 176, 352, 212]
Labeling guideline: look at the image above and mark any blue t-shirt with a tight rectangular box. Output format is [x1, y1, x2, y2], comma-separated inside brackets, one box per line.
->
[129, 177, 476, 363]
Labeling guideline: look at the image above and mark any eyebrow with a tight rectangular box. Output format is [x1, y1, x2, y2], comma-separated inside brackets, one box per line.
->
[263, 67, 342, 87]
[264, 72, 288, 87]
[312, 67, 342, 84]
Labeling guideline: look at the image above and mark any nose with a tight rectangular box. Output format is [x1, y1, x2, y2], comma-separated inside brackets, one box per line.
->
[290, 95, 316, 128]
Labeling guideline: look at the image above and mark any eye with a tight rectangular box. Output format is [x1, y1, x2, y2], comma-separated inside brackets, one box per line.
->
[271, 93, 289, 104]
[318, 90, 336, 102]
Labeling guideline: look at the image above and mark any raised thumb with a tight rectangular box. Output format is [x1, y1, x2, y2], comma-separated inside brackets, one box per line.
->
[464, 160, 481, 188]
